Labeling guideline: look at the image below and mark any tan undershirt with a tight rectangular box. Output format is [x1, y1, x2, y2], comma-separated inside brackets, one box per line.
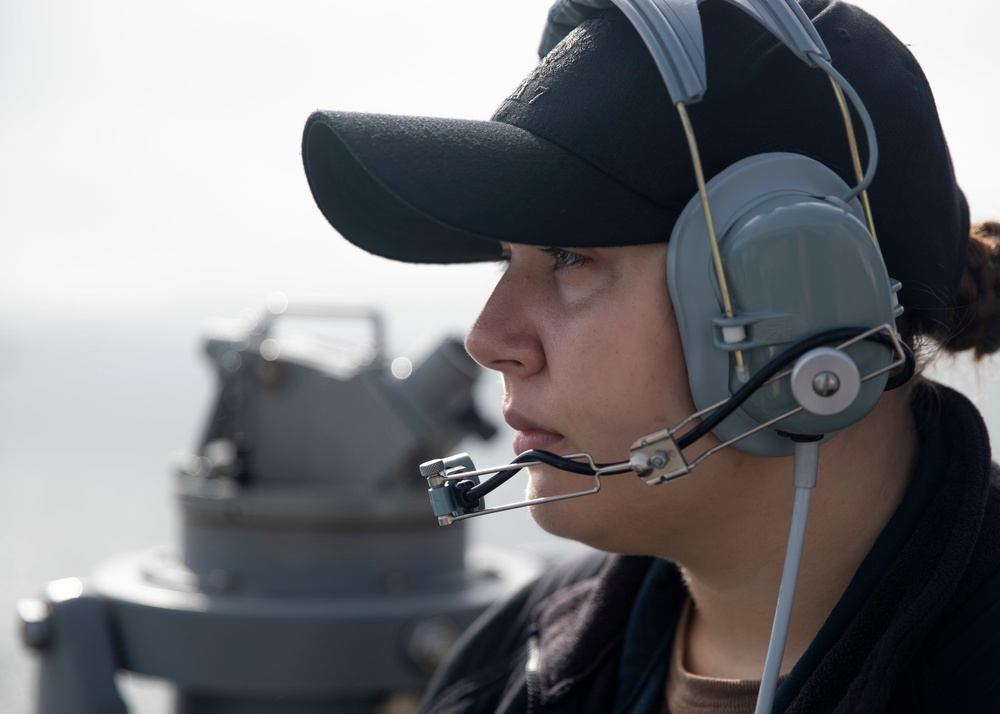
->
[663, 599, 787, 714]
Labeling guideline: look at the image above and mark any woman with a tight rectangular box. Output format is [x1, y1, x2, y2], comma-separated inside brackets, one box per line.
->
[302, 0, 1000, 711]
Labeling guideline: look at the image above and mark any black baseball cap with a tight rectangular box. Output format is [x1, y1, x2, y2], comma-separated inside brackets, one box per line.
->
[302, 0, 968, 324]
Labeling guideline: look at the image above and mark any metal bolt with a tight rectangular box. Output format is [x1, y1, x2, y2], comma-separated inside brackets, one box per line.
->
[420, 459, 447, 488]
[812, 371, 841, 397]
[650, 452, 669, 470]
[629, 453, 651, 476]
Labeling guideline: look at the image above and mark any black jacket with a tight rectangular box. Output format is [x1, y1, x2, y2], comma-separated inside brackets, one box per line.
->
[420, 384, 1000, 713]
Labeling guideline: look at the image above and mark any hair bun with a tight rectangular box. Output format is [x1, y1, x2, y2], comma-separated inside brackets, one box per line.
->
[942, 222, 1000, 358]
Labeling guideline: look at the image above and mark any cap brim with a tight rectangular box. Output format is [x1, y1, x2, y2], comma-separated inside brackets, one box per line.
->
[302, 110, 675, 263]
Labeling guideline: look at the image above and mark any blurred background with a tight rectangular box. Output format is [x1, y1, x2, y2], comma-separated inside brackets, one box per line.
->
[1, 0, 997, 711]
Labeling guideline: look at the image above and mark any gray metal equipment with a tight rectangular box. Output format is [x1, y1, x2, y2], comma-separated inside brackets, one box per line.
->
[18, 300, 539, 713]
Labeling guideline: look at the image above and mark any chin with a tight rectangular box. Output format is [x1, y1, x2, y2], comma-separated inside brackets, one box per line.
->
[526, 468, 595, 536]
[526, 473, 621, 549]
[529, 500, 645, 554]
[529, 499, 597, 542]
[525, 465, 668, 555]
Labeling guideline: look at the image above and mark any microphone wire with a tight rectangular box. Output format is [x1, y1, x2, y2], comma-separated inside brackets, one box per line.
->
[458, 449, 630, 506]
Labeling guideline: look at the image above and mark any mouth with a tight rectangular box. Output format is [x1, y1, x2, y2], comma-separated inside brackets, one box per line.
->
[505, 411, 565, 455]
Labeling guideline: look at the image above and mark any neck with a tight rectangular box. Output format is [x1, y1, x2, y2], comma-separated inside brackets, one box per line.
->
[675, 389, 919, 679]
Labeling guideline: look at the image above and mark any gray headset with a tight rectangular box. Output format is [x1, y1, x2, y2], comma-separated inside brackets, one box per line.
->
[542, 0, 903, 458]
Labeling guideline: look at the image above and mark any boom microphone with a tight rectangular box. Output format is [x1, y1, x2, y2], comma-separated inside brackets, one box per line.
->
[420, 325, 912, 526]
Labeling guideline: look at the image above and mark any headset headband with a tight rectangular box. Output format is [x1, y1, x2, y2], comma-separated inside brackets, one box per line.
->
[542, 0, 829, 102]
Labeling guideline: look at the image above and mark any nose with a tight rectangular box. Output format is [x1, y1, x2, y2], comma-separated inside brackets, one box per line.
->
[465, 269, 545, 379]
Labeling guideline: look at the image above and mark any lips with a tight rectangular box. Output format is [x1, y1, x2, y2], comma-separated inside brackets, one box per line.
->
[505, 410, 565, 455]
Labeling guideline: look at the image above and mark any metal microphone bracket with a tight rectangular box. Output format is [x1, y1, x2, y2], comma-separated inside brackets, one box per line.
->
[421, 453, 483, 526]
[629, 429, 691, 485]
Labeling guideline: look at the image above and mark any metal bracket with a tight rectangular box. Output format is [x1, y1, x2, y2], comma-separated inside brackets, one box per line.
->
[629, 429, 691, 485]
[421, 454, 482, 526]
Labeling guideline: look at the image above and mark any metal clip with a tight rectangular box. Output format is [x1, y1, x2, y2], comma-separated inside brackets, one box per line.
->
[629, 429, 690, 485]
[420, 454, 483, 525]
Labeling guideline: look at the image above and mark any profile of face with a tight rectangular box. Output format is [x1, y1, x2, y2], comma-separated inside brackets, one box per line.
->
[465, 242, 732, 552]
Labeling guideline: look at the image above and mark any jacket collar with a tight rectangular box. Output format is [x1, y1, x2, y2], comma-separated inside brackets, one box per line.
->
[531, 553, 655, 707]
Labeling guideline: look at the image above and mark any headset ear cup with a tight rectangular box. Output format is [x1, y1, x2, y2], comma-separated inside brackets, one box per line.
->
[667, 153, 898, 457]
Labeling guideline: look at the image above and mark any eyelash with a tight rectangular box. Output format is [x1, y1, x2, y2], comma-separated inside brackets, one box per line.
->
[540, 247, 588, 271]
[494, 247, 589, 272]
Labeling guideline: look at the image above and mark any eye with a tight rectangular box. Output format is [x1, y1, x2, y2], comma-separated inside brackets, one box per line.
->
[540, 247, 588, 271]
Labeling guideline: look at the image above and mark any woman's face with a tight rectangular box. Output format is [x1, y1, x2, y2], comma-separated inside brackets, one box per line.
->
[465, 242, 711, 550]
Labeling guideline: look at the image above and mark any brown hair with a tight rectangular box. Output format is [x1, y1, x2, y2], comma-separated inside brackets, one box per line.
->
[908, 222, 1000, 360]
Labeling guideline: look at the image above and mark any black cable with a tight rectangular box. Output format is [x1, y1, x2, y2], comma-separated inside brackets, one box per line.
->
[884, 339, 916, 390]
[459, 449, 627, 506]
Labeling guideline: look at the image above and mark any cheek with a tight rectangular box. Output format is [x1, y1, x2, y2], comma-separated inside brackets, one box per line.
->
[557, 313, 693, 455]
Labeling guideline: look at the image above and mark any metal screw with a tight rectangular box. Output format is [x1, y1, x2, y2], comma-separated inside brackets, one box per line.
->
[419, 459, 445, 477]
[812, 371, 841, 397]
[629, 453, 651, 476]
[650, 452, 669, 470]
[420, 459, 446, 488]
